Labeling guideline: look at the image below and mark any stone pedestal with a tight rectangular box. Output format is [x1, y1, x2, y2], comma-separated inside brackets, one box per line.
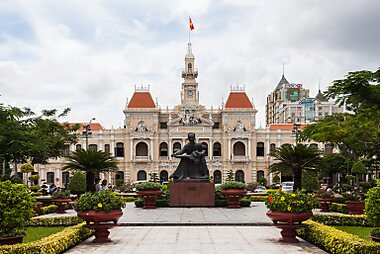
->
[169, 181, 215, 207]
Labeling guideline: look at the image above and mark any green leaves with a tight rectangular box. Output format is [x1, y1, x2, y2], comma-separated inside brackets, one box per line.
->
[220, 181, 247, 190]
[74, 191, 125, 212]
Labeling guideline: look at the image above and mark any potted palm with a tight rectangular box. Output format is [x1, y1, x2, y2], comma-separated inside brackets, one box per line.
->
[51, 190, 71, 213]
[265, 189, 319, 243]
[220, 181, 247, 208]
[74, 190, 125, 243]
[135, 182, 162, 209]
[0, 181, 34, 245]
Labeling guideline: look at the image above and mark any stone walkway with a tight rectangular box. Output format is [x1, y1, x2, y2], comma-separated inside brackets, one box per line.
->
[42, 202, 327, 253]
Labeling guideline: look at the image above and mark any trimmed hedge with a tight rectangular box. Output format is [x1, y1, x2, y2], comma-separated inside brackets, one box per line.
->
[239, 198, 251, 207]
[250, 196, 267, 202]
[36, 205, 58, 215]
[134, 199, 144, 208]
[330, 202, 349, 214]
[0, 223, 93, 254]
[311, 214, 373, 227]
[298, 220, 380, 254]
[120, 196, 137, 203]
[27, 216, 83, 227]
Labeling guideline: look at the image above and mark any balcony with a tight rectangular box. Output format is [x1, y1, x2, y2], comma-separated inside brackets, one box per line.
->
[231, 155, 249, 162]
[134, 156, 149, 162]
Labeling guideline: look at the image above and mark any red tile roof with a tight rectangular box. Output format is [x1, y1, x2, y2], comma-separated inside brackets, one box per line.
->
[269, 124, 306, 130]
[67, 123, 104, 131]
[128, 92, 156, 108]
[225, 92, 253, 108]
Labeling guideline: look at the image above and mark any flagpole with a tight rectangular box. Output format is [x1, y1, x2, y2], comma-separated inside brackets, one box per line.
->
[189, 28, 191, 43]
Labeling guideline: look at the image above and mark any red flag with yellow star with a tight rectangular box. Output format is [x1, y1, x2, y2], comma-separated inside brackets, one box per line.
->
[189, 17, 195, 30]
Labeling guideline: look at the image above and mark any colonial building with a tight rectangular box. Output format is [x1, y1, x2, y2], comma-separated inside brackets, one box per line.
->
[266, 74, 343, 126]
[34, 43, 329, 188]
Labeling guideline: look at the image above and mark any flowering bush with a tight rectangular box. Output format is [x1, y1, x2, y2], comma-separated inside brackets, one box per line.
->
[74, 190, 125, 212]
[265, 189, 319, 213]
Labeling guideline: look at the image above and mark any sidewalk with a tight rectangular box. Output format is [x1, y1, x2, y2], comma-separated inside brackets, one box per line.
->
[38, 203, 327, 253]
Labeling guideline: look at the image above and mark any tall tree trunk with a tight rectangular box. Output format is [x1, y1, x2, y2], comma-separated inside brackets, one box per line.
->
[293, 170, 302, 191]
[86, 171, 95, 192]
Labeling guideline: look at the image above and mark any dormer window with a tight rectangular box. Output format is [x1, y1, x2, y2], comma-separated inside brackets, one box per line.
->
[188, 63, 192, 73]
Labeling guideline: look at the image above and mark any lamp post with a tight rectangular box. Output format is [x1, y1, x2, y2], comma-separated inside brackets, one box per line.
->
[83, 118, 95, 150]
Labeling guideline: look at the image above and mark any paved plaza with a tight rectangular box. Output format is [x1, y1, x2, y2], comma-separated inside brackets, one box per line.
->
[40, 202, 327, 253]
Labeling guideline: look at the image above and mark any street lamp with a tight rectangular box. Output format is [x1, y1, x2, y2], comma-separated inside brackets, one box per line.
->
[83, 118, 95, 150]
[292, 122, 301, 145]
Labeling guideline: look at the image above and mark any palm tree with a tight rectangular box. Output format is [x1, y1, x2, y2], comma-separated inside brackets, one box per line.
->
[269, 144, 322, 191]
[62, 149, 118, 192]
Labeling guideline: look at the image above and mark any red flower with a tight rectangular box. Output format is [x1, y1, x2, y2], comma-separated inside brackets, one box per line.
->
[307, 201, 311, 204]
[268, 196, 274, 202]
[278, 188, 282, 192]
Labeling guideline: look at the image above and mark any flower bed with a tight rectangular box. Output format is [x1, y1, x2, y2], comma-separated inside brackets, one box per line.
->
[297, 220, 380, 254]
[0, 223, 92, 253]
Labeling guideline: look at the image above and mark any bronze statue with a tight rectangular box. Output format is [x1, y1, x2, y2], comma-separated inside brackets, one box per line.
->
[170, 132, 209, 180]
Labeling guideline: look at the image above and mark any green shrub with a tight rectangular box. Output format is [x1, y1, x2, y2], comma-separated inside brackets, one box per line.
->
[258, 177, 267, 186]
[37, 205, 58, 215]
[134, 199, 144, 208]
[265, 189, 278, 195]
[345, 175, 356, 181]
[0, 223, 93, 254]
[67, 172, 86, 195]
[351, 160, 367, 174]
[250, 195, 267, 202]
[273, 175, 280, 183]
[220, 181, 246, 190]
[341, 183, 353, 191]
[297, 220, 380, 254]
[365, 179, 380, 226]
[246, 182, 260, 192]
[302, 171, 320, 192]
[265, 190, 319, 213]
[29, 185, 41, 192]
[119, 196, 136, 203]
[51, 190, 70, 199]
[27, 216, 83, 227]
[330, 202, 349, 214]
[359, 181, 372, 189]
[215, 199, 228, 207]
[31, 192, 43, 197]
[370, 228, 380, 237]
[156, 199, 169, 207]
[20, 163, 34, 173]
[311, 213, 372, 226]
[115, 178, 125, 188]
[28, 174, 40, 182]
[239, 198, 251, 207]
[74, 190, 125, 212]
[0, 181, 34, 238]
[135, 182, 161, 191]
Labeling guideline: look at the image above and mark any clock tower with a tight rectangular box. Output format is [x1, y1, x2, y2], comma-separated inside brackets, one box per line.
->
[181, 42, 199, 106]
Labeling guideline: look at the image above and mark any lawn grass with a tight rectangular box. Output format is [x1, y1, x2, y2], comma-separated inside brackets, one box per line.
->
[334, 226, 373, 241]
[23, 226, 66, 243]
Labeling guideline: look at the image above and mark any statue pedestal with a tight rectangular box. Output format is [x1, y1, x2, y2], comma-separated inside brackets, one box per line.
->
[169, 181, 215, 207]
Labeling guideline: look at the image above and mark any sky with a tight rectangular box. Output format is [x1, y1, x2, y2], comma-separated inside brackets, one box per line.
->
[0, 0, 379, 128]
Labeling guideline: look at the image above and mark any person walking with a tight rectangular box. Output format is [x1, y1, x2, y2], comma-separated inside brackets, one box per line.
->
[100, 179, 108, 191]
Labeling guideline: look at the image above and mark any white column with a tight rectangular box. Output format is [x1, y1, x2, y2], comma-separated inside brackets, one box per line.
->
[150, 139, 154, 160]
[169, 139, 172, 160]
[110, 140, 115, 156]
[55, 168, 60, 187]
[130, 141, 133, 160]
[248, 139, 251, 160]
[228, 138, 231, 160]
[209, 139, 213, 160]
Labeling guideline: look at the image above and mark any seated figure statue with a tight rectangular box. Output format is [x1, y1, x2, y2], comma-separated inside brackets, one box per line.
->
[170, 132, 209, 181]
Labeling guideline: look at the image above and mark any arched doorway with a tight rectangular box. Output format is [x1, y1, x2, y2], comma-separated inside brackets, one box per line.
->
[213, 170, 222, 184]
[233, 141, 246, 156]
[137, 170, 147, 181]
[160, 170, 168, 183]
[235, 170, 245, 183]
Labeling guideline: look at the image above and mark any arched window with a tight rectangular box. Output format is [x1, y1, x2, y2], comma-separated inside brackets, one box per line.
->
[116, 142, 124, 157]
[159, 142, 168, 157]
[116, 171, 124, 181]
[310, 143, 318, 150]
[188, 63, 192, 73]
[173, 142, 182, 154]
[160, 170, 168, 183]
[201, 142, 208, 157]
[270, 143, 276, 152]
[213, 170, 222, 184]
[213, 142, 221, 157]
[233, 141, 246, 156]
[257, 170, 264, 181]
[235, 170, 245, 183]
[88, 144, 97, 152]
[76, 144, 82, 150]
[136, 142, 148, 156]
[62, 172, 70, 187]
[324, 144, 333, 154]
[282, 143, 292, 148]
[104, 144, 110, 154]
[257, 142, 264, 157]
[137, 170, 147, 181]
[47, 172, 55, 184]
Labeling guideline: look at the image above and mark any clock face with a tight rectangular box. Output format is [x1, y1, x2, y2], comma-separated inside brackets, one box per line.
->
[187, 90, 193, 96]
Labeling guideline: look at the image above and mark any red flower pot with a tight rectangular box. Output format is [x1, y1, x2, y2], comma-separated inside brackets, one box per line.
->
[317, 198, 334, 212]
[136, 190, 162, 209]
[369, 235, 380, 242]
[76, 210, 123, 225]
[345, 201, 365, 215]
[266, 211, 312, 243]
[220, 189, 247, 208]
[0, 235, 24, 246]
[53, 198, 72, 213]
